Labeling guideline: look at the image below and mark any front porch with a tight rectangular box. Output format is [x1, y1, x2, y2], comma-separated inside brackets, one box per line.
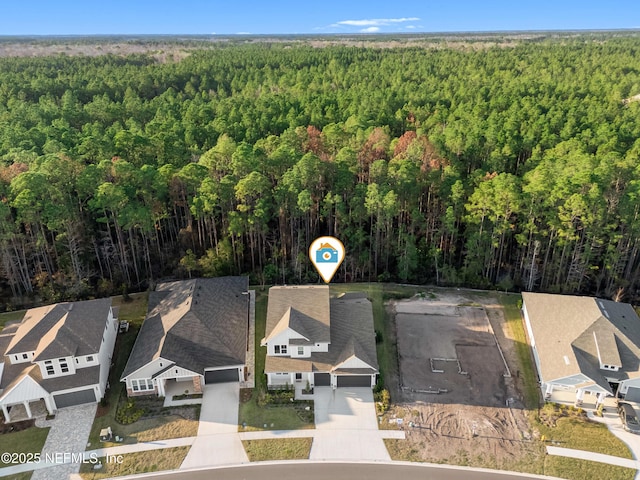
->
[2, 399, 50, 423]
[162, 378, 203, 407]
[546, 389, 616, 411]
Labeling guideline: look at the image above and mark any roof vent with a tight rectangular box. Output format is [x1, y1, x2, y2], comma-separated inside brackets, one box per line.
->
[68, 304, 73, 311]
[563, 355, 570, 365]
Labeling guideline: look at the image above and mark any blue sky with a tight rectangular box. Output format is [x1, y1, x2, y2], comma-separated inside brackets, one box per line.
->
[0, 1, 638, 35]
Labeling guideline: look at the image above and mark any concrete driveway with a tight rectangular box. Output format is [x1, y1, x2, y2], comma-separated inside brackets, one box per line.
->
[310, 387, 391, 461]
[180, 383, 248, 469]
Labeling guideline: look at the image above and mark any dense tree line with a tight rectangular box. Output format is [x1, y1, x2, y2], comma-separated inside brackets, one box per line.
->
[1, 36, 640, 305]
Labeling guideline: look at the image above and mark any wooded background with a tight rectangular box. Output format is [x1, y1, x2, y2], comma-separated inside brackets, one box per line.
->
[1, 35, 640, 305]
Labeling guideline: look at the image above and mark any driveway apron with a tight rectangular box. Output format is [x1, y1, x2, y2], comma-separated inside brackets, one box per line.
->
[310, 387, 390, 461]
[180, 383, 248, 468]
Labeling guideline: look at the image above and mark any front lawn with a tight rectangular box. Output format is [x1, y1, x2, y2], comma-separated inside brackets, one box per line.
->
[243, 438, 312, 461]
[79, 446, 190, 480]
[239, 391, 314, 431]
[0, 426, 50, 467]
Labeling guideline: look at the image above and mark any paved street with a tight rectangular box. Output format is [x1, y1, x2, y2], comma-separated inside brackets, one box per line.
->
[179, 382, 248, 469]
[114, 462, 564, 480]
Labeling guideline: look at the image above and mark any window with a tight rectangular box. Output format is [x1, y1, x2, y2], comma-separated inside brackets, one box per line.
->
[86, 356, 94, 362]
[44, 361, 54, 376]
[273, 344, 288, 355]
[13, 355, 18, 362]
[298, 347, 304, 355]
[131, 379, 153, 392]
[22, 353, 28, 360]
[59, 358, 69, 373]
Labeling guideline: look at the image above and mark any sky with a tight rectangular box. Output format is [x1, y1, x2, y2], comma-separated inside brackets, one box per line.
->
[0, 0, 639, 36]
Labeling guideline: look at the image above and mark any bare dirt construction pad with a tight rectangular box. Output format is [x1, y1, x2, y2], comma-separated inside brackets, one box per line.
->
[388, 292, 538, 468]
[396, 303, 508, 406]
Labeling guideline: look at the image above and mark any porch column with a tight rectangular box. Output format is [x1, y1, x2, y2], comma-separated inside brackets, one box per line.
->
[43, 396, 54, 415]
[545, 383, 554, 396]
[596, 392, 606, 405]
[575, 389, 585, 403]
[1, 404, 10, 423]
[23, 401, 32, 419]
[157, 379, 165, 397]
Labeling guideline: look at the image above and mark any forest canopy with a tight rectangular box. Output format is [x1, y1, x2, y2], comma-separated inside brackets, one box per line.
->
[1, 35, 640, 305]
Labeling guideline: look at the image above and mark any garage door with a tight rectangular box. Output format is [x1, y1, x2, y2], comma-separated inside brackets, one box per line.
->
[626, 387, 640, 402]
[315, 373, 330, 386]
[205, 368, 239, 384]
[336, 376, 371, 388]
[54, 388, 97, 408]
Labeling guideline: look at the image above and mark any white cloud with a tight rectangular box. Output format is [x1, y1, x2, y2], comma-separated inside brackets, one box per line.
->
[334, 17, 419, 27]
[405, 25, 416, 29]
[360, 26, 381, 33]
[235, 32, 251, 35]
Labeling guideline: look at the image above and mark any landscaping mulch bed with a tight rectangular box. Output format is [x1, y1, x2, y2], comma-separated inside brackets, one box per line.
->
[0, 418, 35, 434]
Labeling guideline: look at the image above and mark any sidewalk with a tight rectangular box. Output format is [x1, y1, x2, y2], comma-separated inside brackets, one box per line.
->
[546, 445, 638, 469]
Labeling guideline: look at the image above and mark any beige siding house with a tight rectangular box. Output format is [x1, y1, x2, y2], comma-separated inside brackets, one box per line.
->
[522, 292, 640, 408]
[262, 286, 378, 390]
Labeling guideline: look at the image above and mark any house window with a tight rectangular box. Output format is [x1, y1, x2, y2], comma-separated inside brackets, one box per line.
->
[87, 356, 94, 362]
[131, 379, 153, 391]
[59, 359, 69, 373]
[298, 347, 304, 355]
[75, 358, 79, 363]
[44, 360, 54, 375]
[22, 353, 28, 360]
[13, 355, 18, 362]
[274, 345, 288, 355]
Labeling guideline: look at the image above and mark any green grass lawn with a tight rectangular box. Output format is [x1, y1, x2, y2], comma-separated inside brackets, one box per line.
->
[0, 426, 50, 467]
[493, 292, 541, 409]
[243, 438, 312, 461]
[0, 310, 26, 329]
[239, 397, 314, 431]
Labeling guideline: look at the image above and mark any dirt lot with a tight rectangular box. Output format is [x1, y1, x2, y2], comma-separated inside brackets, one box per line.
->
[386, 290, 539, 469]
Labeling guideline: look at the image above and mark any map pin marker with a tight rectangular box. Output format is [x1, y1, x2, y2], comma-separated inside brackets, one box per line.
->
[309, 236, 345, 284]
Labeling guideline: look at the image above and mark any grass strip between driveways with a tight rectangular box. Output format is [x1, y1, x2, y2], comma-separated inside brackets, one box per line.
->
[242, 438, 312, 461]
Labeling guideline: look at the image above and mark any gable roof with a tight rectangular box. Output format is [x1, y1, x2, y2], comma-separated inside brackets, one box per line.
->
[264, 289, 378, 374]
[5, 298, 112, 360]
[121, 276, 249, 379]
[264, 286, 330, 344]
[522, 292, 640, 392]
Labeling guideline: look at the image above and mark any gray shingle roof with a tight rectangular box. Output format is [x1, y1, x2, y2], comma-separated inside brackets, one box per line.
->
[265, 290, 378, 374]
[5, 298, 112, 361]
[264, 286, 330, 344]
[121, 277, 249, 379]
[522, 292, 640, 391]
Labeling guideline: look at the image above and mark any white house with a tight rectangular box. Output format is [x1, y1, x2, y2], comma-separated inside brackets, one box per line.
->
[0, 298, 118, 422]
[121, 277, 251, 398]
[262, 286, 378, 389]
[522, 292, 640, 408]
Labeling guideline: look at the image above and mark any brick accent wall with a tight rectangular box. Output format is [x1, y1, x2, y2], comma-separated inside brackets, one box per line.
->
[126, 386, 158, 397]
[192, 375, 203, 394]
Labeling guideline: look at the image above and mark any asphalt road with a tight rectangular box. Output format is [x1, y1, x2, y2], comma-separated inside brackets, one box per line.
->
[130, 463, 557, 480]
